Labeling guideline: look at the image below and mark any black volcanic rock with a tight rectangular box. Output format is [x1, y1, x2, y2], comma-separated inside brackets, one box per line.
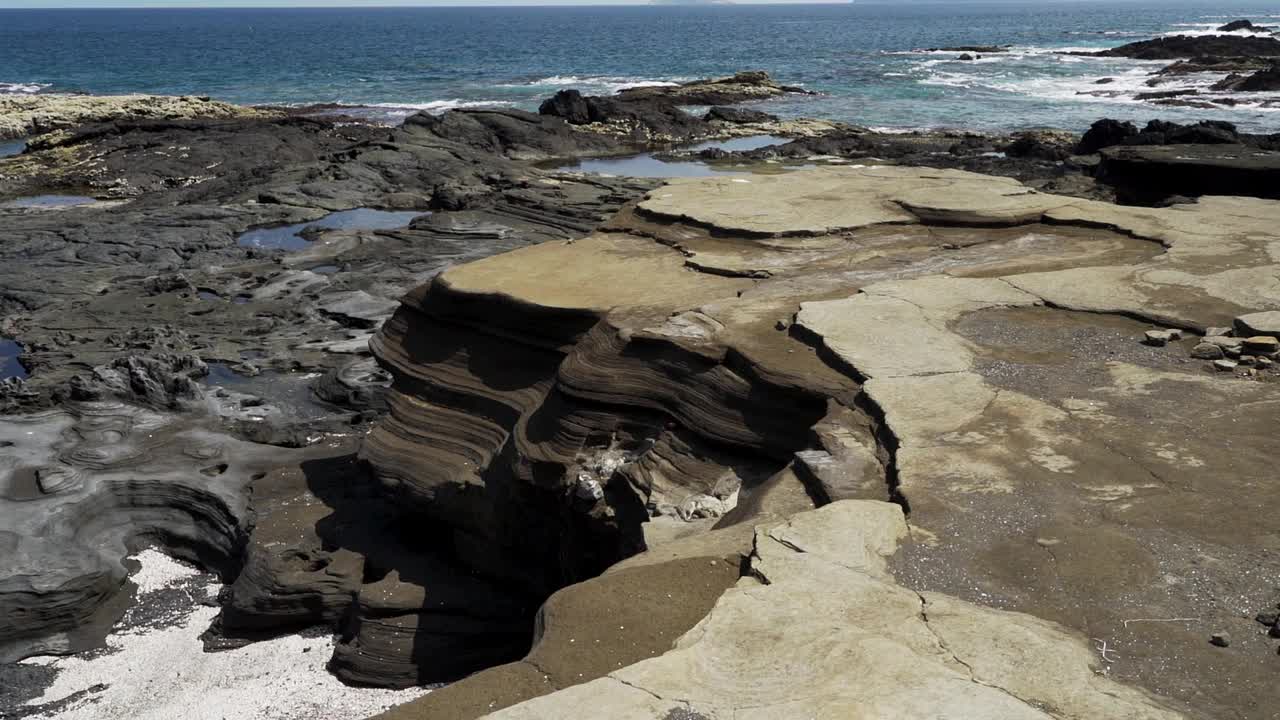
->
[704, 106, 779, 124]
[1156, 55, 1273, 76]
[1217, 19, 1262, 32]
[1003, 132, 1071, 161]
[537, 89, 594, 125]
[1212, 65, 1280, 91]
[1089, 34, 1280, 60]
[1097, 143, 1280, 203]
[1077, 119, 1138, 154]
[1076, 118, 1239, 154]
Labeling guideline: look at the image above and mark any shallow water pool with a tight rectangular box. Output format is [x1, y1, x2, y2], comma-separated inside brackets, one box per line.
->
[555, 135, 793, 178]
[0, 195, 96, 209]
[1, 339, 27, 380]
[557, 154, 749, 178]
[236, 208, 423, 251]
[204, 362, 336, 420]
[685, 135, 788, 152]
[0, 138, 26, 158]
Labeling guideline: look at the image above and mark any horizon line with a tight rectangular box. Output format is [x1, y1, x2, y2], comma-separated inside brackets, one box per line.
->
[1, 0, 1158, 8]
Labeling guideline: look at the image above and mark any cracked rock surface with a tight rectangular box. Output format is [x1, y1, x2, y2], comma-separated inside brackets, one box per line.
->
[371, 165, 1279, 720]
[479, 501, 1180, 720]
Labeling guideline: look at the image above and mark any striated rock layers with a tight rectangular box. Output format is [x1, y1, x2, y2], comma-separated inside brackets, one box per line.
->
[0, 399, 320, 662]
[369, 166, 1280, 719]
[477, 501, 1183, 720]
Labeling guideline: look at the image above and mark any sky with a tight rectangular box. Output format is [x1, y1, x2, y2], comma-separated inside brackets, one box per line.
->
[0, 0, 857, 5]
[0, 0, 860, 5]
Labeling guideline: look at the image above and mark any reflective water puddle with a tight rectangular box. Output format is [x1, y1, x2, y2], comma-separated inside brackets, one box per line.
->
[236, 208, 423, 251]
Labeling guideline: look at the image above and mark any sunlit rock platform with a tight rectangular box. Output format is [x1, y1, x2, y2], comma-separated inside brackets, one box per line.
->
[365, 166, 1280, 720]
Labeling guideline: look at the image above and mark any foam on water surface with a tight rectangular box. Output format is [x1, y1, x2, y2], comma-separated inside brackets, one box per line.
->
[5, 4, 1280, 133]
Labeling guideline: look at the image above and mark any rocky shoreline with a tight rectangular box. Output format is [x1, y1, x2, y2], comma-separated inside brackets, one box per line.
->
[2, 70, 1279, 719]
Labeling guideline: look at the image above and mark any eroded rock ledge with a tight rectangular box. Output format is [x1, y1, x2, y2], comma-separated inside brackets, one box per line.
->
[368, 166, 1280, 719]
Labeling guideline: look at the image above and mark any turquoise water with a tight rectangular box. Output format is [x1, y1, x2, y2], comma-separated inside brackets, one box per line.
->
[236, 208, 423, 251]
[1, 3, 1279, 132]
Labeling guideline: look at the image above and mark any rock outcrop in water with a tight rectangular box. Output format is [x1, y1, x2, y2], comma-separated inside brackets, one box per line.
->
[1211, 64, 1280, 92]
[536, 71, 831, 145]
[1088, 34, 1280, 60]
[365, 165, 1280, 719]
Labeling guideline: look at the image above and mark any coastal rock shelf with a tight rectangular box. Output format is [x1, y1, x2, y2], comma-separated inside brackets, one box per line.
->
[475, 502, 1182, 720]
[5, 79, 1280, 719]
[369, 166, 1280, 720]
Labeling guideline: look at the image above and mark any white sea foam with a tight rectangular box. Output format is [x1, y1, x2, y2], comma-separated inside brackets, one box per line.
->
[1065, 30, 1149, 38]
[21, 549, 432, 720]
[0, 81, 51, 94]
[498, 74, 691, 95]
[1158, 20, 1279, 38]
[364, 99, 516, 116]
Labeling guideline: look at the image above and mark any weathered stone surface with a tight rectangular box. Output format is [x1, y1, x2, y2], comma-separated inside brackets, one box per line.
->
[480, 502, 1182, 720]
[363, 165, 1280, 719]
[0, 403, 315, 661]
[8, 82, 1280, 715]
[1190, 342, 1225, 359]
[1235, 310, 1280, 337]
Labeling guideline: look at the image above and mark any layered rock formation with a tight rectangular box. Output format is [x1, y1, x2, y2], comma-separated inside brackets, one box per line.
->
[369, 166, 1280, 719]
[0, 399, 309, 661]
[6, 82, 1280, 717]
[477, 501, 1183, 719]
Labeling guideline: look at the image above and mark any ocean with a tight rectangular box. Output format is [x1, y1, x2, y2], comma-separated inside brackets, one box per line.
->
[2, 1, 1279, 133]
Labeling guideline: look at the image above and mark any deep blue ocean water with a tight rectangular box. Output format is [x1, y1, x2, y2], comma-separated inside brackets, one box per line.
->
[2, 2, 1280, 132]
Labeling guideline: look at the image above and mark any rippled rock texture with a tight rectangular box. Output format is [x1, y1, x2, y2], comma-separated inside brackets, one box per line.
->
[371, 166, 1280, 719]
[0, 401, 309, 661]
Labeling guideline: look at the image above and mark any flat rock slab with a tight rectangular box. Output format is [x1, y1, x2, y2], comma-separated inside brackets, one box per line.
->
[1235, 310, 1280, 337]
[481, 502, 1182, 720]
[637, 166, 1071, 236]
